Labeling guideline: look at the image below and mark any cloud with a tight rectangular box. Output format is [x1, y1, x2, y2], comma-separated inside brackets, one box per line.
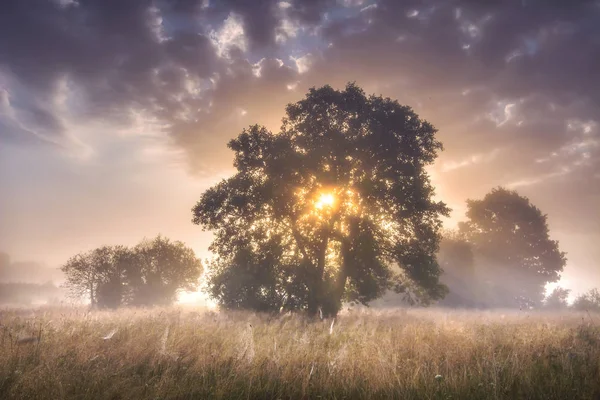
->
[1, 0, 598, 192]
[305, 0, 600, 193]
[1, 0, 217, 146]
[1, 0, 598, 183]
[441, 148, 502, 173]
[211, 12, 247, 56]
[291, 53, 315, 73]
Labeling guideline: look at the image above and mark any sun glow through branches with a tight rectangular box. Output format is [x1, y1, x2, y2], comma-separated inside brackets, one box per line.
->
[315, 192, 336, 209]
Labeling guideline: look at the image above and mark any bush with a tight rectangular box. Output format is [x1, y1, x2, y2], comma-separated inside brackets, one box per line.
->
[572, 288, 600, 312]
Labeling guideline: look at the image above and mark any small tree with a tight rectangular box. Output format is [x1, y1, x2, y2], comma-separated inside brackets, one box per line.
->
[130, 235, 203, 306]
[61, 246, 134, 308]
[459, 187, 566, 308]
[572, 288, 600, 313]
[62, 250, 99, 307]
[61, 237, 202, 308]
[543, 286, 570, 310]
[94, 246, 138, 309]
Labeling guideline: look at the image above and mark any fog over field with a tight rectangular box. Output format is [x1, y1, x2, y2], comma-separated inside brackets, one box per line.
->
[1, 1, 600, 397]
[2, 306, 600, 399]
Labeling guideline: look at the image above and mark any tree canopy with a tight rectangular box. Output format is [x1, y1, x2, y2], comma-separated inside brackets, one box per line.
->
[192, 83, 450, 317]
[130, 236, 203, 306]
[61, 236, 202, 308]
[459, 187, 566, 308]
[543, 286, 570, 310]
[572, 288, 600, 312]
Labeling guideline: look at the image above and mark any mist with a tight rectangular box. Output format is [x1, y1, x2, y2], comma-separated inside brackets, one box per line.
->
[0, 252, 66, 306]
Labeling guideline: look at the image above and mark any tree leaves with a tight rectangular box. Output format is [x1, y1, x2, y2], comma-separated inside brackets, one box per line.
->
[193, 83, 449, 316]
[460, 187, 567, 307]
[60, 236, 202, 308]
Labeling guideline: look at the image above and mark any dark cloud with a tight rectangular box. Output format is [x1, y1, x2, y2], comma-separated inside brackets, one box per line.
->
[220, 0, 280, 50]
[287, 0, 335, 25]
[0, 0, 314, 152]
[171, 54, 300, 172]
[300, 0, 600, 196]
[0, 0, 218, 144]
[0, 0, 598, 196]
[1, 0, 598, 155]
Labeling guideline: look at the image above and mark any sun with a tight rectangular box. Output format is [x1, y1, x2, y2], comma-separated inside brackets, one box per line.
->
[315, 192, 336, 209]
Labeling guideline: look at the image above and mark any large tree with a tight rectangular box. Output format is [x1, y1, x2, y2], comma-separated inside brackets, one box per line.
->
[459, 187, 567, 308]
[193, 83, 450, 317]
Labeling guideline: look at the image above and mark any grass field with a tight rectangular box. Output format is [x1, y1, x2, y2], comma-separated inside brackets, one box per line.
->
[1, 306, 599, 399]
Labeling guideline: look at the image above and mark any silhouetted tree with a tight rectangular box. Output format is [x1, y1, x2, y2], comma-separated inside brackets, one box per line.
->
[61, 237, 202, 308]
[94, 246, 137, 309]
[543, 286, 570, 310]
[459, 187, 566, 308]
[61, 250, 102, 307]
[193, 83, 450, 317]
[572, 288, 600, 313]
[61, 246, 133, 308]
[437, 230, 479, 308]
[130, 235, 203, 306]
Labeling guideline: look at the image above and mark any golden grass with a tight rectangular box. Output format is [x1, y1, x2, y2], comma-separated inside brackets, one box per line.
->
[1, 306, 599, 399]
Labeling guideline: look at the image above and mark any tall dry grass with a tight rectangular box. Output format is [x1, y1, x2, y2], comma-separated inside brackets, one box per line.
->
[1, 306, 599, 399]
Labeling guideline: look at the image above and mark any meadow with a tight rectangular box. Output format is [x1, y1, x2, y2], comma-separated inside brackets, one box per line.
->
[1, 306, 599, 399]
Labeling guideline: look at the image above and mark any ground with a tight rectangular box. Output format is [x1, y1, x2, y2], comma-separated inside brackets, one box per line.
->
[1, 306, 599, 399]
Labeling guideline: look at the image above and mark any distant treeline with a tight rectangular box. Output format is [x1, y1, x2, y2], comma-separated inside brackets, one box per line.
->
[0, 252, 63, 284]
[0, 282, 64, 305]
[551, 288, 600, 313]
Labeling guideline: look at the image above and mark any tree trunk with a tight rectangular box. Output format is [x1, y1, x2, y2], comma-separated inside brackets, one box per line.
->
[329, 218, 358, 316]
[308, 235, 329, 317]
[89, 281, 96, 308]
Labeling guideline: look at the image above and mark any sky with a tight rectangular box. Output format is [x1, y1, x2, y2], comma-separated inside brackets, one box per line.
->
[0, 0, 599, 299]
